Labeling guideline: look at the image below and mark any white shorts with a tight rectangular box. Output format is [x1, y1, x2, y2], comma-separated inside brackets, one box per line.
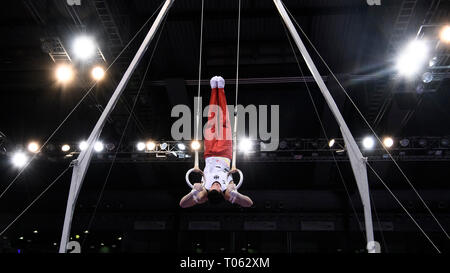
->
[202, 157, 233, 191]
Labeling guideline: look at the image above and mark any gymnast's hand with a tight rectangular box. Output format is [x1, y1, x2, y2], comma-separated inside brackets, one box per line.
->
[226, 182, 237, 192]
[192, 183, 205, 192]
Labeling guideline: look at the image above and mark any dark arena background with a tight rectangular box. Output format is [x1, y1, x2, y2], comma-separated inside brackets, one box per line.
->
[0, 0, 449, 257]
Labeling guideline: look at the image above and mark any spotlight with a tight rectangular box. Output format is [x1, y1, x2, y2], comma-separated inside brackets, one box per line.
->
[11, 152, 28, 168]
[362, 136, 375, 150]
[191, 141, 201, 150]
[73, 36, 96, 60]
[440, 25, 450, 43]
[239, 138, 253, 153]
[383, 137, 394, 148]
[421, 72, 433, 83]
[328, 139, 336, 148]
[79, 141, 88, 151]
[146, 141, 156, 151]
[399, 138, 410, 147]
[418, 139, 427, 147]
[27, 142, 40, 153]
[441, 138, 449, 147]
[105, 143, 115, 151]
[61, 144, 71, 152]
[136, 142, 146, 151]
[429, 56, 438, 67]
[396, 40, 429, 76]
[91, 66, 105, 81]
[55, 65, 74, 83]
[177, 143, 186, 151]
[160, 143, 168, 150]
[94, 141, 104, 152]
[279, 140, 288, 150]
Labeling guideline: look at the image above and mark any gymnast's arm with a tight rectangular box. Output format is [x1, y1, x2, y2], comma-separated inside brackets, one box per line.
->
[224, 182, 253, 208]
[179, 183, 208, 208]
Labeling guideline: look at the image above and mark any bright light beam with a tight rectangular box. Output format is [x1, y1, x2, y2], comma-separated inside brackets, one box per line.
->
[94, 141, 104, 152]
[136, 142, 146, 151]
[383, 137, 394, 148]
[61, 144, 71, 152]
[440, 25, 450, 43]
[396, 40, 429, 77]
[146, 141, 156, 151]
[73, 36, 96, 60]
[27, 142, 40, 153]
[191, 141, 201, 151]
[56, 65, 74, 83]
[91, 66, 105, 81]
[11, 152, 28, 168]
[362, 136, 375, 150]
[239, 138, 253, 153]
[79, 141, 88, 151]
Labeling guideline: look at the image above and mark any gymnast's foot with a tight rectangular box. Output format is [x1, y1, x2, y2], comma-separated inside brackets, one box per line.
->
[216, 76, 225, 89]
[210, 76, 218, 89]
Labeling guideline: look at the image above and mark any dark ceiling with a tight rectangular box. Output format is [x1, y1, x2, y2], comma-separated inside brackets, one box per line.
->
[0, 0, 449, 253]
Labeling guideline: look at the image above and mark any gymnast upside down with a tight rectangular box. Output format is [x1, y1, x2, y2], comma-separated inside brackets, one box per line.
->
[179, 76, 253, 208]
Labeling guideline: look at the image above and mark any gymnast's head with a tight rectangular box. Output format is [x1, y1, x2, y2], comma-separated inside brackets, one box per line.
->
[207, 182, 224, 204]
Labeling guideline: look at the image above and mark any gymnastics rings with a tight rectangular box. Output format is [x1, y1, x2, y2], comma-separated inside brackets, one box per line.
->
[185, 168, 244, 190]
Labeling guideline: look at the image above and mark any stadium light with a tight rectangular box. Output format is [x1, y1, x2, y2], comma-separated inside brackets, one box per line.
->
[191, 141, 201, 151]
[146, 141, 156, 151]
[440, 25, 450, 43]
[399, 138, 410, 147]
[55, 65, 74, 83]
[61, 144, 71, 152]
[239, 138, 253, 153]
[160, 143, 168, 150]
[27, 142, 40, 153]
[396, 40, 429, 76]
[136, 142, 146, 151]
[383, 137, 394, 148]
[79, 141, 88, 151]
[362, 136, 375, 150]
[328, 139, 336, 148]
[11, 152, 28, 168]
[73, 35, 96, 60]
[91, 66, 105, 81]
[94, 141, 104, 152]
[177, 143, 186, 151]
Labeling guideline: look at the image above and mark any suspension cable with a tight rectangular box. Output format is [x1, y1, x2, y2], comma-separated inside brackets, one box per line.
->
[282, 2, 450, 241]
[193, 0, 205, 170]
[231, 0, 241, 170]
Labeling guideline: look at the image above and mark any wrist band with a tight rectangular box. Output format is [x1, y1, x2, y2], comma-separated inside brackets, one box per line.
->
[191, 189, 200, 203]
[229, 190, 238, 204]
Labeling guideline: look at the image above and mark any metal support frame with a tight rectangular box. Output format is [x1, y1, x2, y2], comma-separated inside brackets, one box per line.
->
[58, 0, 174, 253]
[273, 0, 379, 253]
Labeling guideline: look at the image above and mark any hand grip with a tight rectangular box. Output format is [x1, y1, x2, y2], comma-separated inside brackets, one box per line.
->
[227, 168, 244, 190]
[185, 168, 204, 189]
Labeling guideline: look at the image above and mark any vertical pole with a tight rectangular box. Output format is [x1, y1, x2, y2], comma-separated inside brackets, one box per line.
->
[273, 0, 379, 253]
[58, 0, 175, 253]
